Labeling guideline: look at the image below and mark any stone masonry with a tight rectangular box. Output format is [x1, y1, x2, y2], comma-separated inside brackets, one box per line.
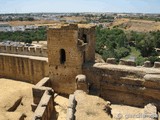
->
[47, 24, 96, 94]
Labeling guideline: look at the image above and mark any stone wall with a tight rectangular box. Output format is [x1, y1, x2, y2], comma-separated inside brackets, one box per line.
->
[66, 94, 76, 120]
[78, 24, 96, 62]
[47, 24, 96, 94]
[0, 53, 48, 84]
[48, 24, 83, 94]
[83, 63, 160, 109]
[32, 77, 54, 120]
[0, 45, 47, 57]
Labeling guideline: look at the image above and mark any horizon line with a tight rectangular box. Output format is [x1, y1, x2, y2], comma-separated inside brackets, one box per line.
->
[0, 11, 160, 15]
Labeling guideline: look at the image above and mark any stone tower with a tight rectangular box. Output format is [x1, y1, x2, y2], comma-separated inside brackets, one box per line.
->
[47, 24, 96, 94]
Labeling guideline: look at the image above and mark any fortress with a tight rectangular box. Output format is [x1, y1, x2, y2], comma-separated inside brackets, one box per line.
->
[0, 24, 160, 120]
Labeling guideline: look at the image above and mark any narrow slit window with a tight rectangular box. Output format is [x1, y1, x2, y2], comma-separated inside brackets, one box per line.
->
[60, 49, 66, 64]
[82, 34, 87, 43]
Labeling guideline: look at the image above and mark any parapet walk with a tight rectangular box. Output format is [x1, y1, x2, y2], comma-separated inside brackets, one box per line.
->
[0, 45, 47, 57]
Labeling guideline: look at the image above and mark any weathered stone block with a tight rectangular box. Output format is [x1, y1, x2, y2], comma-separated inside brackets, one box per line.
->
[75, 74, 88, 93]
[143, 61, 152, 67]
[106, 58, 116, 64]
[119, 59, 136, 66]
[154, 62, 160, 68]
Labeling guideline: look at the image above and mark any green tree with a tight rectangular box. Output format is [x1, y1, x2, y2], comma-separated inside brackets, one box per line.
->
[136, 34, 156, 57]
[96, 27, 130, 61]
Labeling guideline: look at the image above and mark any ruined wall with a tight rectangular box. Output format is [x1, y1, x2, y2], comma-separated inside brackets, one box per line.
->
[83, 62, 160, 109]
[0, 53, 48, 84]
[0, 45, 47, 57]
[78, 24, 96, 62]
[32, 77, 54, 120]
[67, 94, 76, 120]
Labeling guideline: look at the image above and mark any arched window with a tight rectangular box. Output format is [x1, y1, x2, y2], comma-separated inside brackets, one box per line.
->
[60, 49, 66, 64]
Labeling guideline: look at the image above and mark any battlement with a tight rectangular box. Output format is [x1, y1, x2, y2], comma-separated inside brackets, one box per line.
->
[106, 58, 160, 68]
[0, 45, 47, 57]
[49, 24, 78, 30]
[48, 23, 95, 30]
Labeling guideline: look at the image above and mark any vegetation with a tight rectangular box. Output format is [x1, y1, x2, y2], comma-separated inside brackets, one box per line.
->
[124, 16, 160, 22]
[0, 27, 47, 43]
[96, 26, 130, 61]
[96, 26, 160, 65]
[0, 17, 35, 22]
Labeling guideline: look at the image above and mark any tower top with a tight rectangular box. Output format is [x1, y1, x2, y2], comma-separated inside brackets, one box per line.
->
[48, 23, 96, 30]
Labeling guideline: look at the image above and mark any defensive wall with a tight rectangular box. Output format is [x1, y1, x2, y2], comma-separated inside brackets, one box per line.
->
[0, 45, 47, 57]
[0, 53, 48, 84]
[83, 59, 160, 110]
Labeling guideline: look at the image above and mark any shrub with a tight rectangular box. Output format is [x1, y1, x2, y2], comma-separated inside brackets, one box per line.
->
[135, 56, 146, 66]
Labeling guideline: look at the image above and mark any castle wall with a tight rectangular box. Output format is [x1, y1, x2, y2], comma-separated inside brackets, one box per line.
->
[83, 63, 160, 109]
[0, 45, 47, 57]
[0, 53, 48, 84]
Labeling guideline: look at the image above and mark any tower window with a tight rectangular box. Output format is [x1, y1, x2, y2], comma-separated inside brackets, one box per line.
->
[82, 34, 87, 43]
[60, 49, 66, 64]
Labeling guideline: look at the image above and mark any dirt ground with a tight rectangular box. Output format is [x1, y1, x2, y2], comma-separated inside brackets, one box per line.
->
[75, 90, 113, 120]
[53, 95, 69, 120]
[74, 90, 158, 120]
[8, 20, 58, 26]
[0, 78, 34, 120]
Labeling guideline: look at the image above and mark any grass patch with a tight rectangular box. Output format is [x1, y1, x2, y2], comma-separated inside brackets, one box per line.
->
[123, 47, 141, 60]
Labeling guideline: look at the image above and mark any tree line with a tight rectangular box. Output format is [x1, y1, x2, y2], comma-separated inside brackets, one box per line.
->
[96, 25, 160, 65]
[0, 27, 46, 43]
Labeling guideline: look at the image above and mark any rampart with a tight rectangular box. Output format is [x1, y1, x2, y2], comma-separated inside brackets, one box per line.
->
[83, 60, 160, 109]
[0, 53, 48, 84]
[0, 45, 47, 57]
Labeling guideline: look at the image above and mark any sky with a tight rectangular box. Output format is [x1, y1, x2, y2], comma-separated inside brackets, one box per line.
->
[0, 0, 160, 14]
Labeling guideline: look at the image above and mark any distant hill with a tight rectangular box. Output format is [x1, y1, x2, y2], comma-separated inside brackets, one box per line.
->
[110, 18, 160, 32]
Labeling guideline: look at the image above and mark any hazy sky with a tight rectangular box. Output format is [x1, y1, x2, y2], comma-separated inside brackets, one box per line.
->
[0, 0, 160, 13]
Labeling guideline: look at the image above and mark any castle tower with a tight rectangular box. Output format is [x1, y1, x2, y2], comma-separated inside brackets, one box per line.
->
[47, 24, 96, 94]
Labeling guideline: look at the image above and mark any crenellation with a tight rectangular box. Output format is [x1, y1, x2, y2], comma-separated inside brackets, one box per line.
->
[154, 62, 160, 68]
[30, 47, 36, 55]
[17, 46, 24, 53]
[0, 45, 48, 57]
[0, 45, 7, 53]
[143, 61, 152, 67]
[12, 46, 18, 54]
[106, 58, 116, 64]
[119, 59, 136, 66]
[36, 47, 42, 56]
[41, 48, 48, 57]
[23, 46, 30, 55]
